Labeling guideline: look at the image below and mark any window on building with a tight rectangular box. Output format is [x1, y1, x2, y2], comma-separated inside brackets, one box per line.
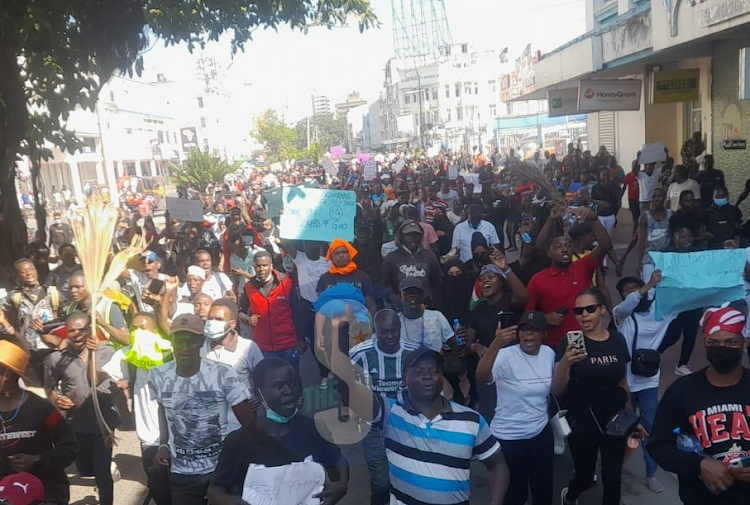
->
[489, 104, 497, 117]
[457, 107, 463, 121]
[203, 139, 209, 152]
[197, 96, 204, 108]
[140, 160, 152, 177]
[462, 44, 468, 54]
[455, 83, 461, 97]
[445, 85, 450, 98]
[446, 109, 451, 121]
[464, 83, 471, 95]
[424, 89, 429, 101]
[489, 80, 497, 93]
[474, 82, 479, 94]
[81, 137, 97, 153]
[109, 91, 114, 101]
[404, 94, 411, 105]
[432, 88, 438, 100]
[157, 130, 164, 143]
[200, 117, 206, 128]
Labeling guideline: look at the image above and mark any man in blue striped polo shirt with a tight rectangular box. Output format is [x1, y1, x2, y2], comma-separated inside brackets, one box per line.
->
[334, 322, 509, 505]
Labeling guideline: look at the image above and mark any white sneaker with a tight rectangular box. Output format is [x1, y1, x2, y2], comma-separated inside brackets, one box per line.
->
[319, 377, 329, 389]
[645, 476, 664, 493]
[554, 437, 566, 456]
[111, 462, 121, 483]
[675, 365, 693, 376]
[560, 487, 577, 505]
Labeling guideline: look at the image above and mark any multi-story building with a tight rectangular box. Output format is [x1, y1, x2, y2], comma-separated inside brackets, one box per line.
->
[363, 42, 525, 152]
[312, 95, 332, 117]
[511, 0, 750, 198]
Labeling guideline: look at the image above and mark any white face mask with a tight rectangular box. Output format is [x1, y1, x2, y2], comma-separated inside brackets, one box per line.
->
[54, 219, 62, 225]
[204, 319, 228, 341]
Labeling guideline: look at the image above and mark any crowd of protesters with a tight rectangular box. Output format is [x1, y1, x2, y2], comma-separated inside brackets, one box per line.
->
[0, 140, 748, 505]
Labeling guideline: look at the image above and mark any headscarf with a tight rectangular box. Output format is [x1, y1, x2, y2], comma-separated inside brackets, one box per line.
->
[442, 259, 472, 324]
[701, 306, 746, 337]
[326, 239, 359, 276]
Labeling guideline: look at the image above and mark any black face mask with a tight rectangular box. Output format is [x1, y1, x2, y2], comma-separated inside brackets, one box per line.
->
[706, 346, 744, 374]
[473, 252, 489, 264]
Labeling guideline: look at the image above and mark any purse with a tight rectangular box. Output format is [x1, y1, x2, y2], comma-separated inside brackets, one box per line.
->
[630, 314, 661, 377]
[604, 408, 640, 439]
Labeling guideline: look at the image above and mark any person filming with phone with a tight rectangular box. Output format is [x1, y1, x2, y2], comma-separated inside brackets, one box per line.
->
[553, 288, 647, 505]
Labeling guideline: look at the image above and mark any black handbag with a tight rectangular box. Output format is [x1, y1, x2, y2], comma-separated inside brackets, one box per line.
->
[630, 315, 661, 377]
[604, 408, 640, 439]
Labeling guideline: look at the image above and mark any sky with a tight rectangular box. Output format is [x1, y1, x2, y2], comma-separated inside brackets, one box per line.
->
[140, 0, 587, 124]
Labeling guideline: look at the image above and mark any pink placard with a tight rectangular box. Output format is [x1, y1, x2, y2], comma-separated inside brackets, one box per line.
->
[329, 145, 346, 158]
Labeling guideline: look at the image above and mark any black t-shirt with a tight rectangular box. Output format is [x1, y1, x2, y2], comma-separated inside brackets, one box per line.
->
[317, 270, 374, 298]
[0, 393, 77, 503]
[469, 299, 519, 347]
[648, 368, 750, 505]
[556, 331, 630, 423]
[210, 415, 342, 496]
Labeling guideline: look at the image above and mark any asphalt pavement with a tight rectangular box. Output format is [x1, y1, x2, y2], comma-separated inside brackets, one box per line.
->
[67, 208, 739, 505]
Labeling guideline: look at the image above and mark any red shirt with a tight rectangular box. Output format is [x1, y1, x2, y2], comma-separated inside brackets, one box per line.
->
[623, 171, 639, 201]
[525, 255, 598, 347]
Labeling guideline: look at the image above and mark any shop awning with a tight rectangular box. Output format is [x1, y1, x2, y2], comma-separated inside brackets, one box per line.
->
[494, 114, 587, 131]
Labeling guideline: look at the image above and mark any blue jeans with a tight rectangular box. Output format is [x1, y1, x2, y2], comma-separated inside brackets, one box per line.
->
[362, 424, 390, 505]
[262, 349, 300, 374]
[631, 387, 659, 477]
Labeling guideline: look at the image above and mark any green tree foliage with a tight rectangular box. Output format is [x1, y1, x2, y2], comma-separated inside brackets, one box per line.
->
[0, 1, 378, 267]
[253, 110, 298, 163]
[170, 149, 239, 190]
[295, 115, 348, 152]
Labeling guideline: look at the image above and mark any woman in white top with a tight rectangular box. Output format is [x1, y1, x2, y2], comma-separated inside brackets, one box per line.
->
[613, 270, 674, 494]
[476, 310, 555, 505]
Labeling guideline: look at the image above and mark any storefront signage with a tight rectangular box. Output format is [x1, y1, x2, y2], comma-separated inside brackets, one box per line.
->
[501, 46, 541, 102]
[723, 139, 747, 150]
[577, 79, 642, 112]
[180, 126, 198, 152]
[698, 0, 750, 27]
[547, 88, 579, 117]
[652, 69, 700, 103]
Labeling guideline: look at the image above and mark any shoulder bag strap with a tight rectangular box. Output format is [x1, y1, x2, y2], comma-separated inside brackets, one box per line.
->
[630, 313, 639, 356]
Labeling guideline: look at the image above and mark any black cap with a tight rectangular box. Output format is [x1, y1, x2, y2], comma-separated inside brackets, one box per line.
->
[399, 277, 424, 292]
[517, 311, 548, 330]
[402, 345, 443, 371]
[615, 276, 644, 293]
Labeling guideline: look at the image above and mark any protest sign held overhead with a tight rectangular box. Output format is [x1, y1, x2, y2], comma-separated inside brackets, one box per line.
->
[363, 160, 377, 181]
[166, 197, 203, 222]
[280, 187, 357, 242]
[651, 249, 747, 320]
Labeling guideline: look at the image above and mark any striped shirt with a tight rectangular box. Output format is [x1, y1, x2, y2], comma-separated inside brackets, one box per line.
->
[377, 396, 500, 505]
[349, 337, 419, 404]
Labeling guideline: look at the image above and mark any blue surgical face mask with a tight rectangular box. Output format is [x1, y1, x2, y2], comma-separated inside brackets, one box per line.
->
[714, 198, 729, 207]
[258, 390, 298, 424]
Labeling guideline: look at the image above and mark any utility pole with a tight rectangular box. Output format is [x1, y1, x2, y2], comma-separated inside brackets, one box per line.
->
[306, 116, 311, 149]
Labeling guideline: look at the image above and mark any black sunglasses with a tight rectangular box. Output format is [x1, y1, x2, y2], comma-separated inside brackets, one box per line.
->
[573, 304, 601, 315]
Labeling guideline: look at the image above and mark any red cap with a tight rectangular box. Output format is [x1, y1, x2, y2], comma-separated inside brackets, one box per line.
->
[701, 307, 746, 337]
[0, 472, 45, 505]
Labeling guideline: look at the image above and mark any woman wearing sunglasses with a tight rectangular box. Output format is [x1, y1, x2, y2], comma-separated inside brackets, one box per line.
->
[553, 288, 646, 505]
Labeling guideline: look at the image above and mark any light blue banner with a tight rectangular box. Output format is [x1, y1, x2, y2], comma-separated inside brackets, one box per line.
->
[279, 187, 356, 242]
[651, 249, 747, 320]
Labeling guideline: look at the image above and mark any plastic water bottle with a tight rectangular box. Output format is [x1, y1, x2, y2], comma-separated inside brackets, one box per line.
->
[674, 428, 705, 455]
[453, 319, 466, 346]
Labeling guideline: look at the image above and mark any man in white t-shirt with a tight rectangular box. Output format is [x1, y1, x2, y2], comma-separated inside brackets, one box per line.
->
[636, 162, 663, 212]
[201, 299, 263, 433]
[174, 265, 207, 317]
[666, 165, 700, 210]
[149, 314, 254, 504]
[398, 277, 456, 352]
[436, 179, 460, 207]
[194, 249, 231, 301]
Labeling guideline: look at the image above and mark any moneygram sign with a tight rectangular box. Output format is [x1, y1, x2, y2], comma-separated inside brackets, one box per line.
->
[577, 79, 642, 112]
